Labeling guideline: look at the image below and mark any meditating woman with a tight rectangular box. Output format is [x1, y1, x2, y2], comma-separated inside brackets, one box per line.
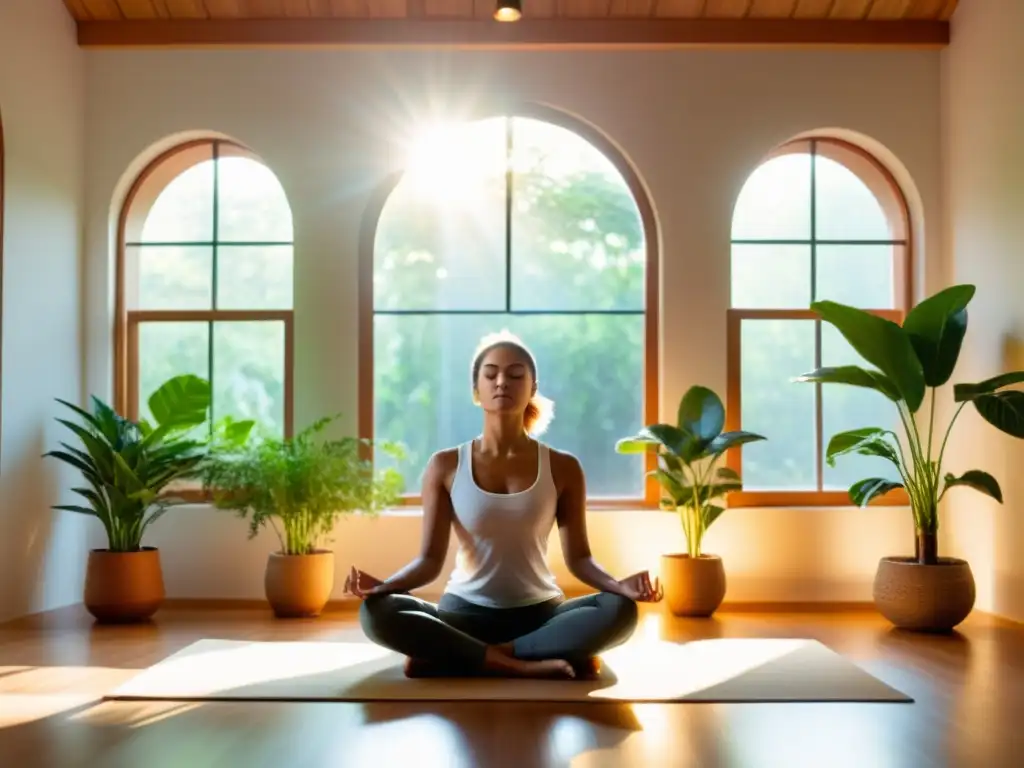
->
[346, 331, 662, 680]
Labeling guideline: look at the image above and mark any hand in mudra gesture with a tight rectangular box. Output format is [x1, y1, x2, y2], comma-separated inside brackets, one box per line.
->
[617, 570, 663, 602]
[344, 566, 384, 599]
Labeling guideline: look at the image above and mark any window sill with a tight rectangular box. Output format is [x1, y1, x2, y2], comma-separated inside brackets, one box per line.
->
[159, 489, 909, 513]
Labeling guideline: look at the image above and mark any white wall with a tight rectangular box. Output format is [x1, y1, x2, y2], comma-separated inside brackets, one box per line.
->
[83, 45, 944, 604]
[941, 0, 1024, 621]
[0, 0, 86, 623]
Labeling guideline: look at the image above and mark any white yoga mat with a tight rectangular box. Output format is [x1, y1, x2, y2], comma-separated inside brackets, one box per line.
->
[107, 637, 912, 703]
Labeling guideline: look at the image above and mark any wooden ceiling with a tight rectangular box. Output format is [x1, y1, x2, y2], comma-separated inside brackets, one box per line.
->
[63, 1, 958, 48]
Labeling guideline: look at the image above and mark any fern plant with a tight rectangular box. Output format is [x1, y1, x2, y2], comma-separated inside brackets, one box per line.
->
[199, 415, 406, 555]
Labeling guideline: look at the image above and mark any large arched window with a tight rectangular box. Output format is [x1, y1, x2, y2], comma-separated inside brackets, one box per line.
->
[364, 114, 658, 506]
[115, 139, 294, 449]
[726, 137, 911, 507]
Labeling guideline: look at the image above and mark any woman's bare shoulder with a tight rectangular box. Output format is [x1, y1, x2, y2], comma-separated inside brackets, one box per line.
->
[546, 445, 584, 490]
[423, 446, 462, 489]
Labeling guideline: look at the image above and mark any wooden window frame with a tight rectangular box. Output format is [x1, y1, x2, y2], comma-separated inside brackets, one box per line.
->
[114, 139, 294, 503]
[0, 110, 4, 469]
[359, 107, 661, 511]
[725, 137, 912, 508]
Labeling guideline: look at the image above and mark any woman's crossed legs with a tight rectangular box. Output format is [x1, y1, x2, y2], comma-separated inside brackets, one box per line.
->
[359, 591, 639, 679]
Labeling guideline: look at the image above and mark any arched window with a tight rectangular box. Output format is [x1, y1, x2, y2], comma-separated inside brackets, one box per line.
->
[726, 137, 911, 507]
[365, 114, 658, 506]
[115, 139, 294, 448]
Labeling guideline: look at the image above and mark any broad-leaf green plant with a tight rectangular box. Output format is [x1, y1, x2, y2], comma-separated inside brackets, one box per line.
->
[199, 415, 406, 556]
[616, 386, 766, 558]
[794, 284, 1024, 564]
[43, 374, 251, 552]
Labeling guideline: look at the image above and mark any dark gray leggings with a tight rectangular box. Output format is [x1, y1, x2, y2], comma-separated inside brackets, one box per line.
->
[359, 591, 639, 672]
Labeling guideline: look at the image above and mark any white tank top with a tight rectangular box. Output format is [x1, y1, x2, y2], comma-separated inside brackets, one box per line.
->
[443, 439, 563, 608]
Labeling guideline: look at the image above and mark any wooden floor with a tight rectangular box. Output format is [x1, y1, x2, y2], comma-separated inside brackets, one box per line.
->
[0, 601, 1021, 767]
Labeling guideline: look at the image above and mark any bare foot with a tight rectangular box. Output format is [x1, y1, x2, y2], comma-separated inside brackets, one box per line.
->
[573, 656, 602, 680]
[404, 657, 452, 678]
[483, 647, 575, 679]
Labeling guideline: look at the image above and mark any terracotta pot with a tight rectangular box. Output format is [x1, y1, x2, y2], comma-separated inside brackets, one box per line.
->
[264, 550, 335, 618]
[873, 556, 976, 632]
[84, 548, 165, 623]
[660, 553, 726, 617]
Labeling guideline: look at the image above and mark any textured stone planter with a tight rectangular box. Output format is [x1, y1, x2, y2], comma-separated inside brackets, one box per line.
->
[873, 556, 976, 632]
[84, 548, 165, 623]
[660, 553, 726, 617]
[264, 550, 335, 618]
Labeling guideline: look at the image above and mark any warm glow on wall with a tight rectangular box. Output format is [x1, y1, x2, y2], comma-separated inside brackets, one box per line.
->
[494, 1, 522, 22]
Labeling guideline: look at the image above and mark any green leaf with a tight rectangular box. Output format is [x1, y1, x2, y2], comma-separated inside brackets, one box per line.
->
[703, 504, 726, 530]
[705, 430, 767, 455]
[701, 481, 742, 501]
[942, 469, 1003, 503]
[54, 398, 111, 444]
[716, 466, 741, 481]
[849, 477, 904, 507]
[793, 365, 900, 402]
[51, 504, 99, 517]
[615, 438, 658, 454]
[43, 449, 97, 477]
[659, 452, 683, 474]
[647, 468, 687, 504]
[825, 428, 900, 468]
[677, 386, 725, 443]
[638, 424, 692, 458]
[953, 371, 1024, 401]
[222, 419, 255, 445]
[811, 300, 926, 412]
[972, 391, 1024, 438]
[902, 284, 974, 387]
[147, 374, 211, 429]
[56, 418, 114, 480]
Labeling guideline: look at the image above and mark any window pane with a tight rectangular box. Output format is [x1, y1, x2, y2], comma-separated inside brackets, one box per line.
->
[731, 244, 811, 308]
[509, 117, 645, 311]
[216, 156, 293, 243]
[141, 161, 214, 243]
[820, 323, 903, 492]
[213, 321, 286, 439]
[739, 319, 816, 489]
[373, 313, 645, 497]
[375, 118, 508, 311]
[137, 322, 209, 425]
[216, 245, 293, 310]
[135, 245, 213, 310]
[815, 155, 892, 241]
[731, 152, 811, 241]
[815, 244, 898, 309]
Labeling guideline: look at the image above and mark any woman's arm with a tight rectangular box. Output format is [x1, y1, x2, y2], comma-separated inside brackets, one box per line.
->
[369, 449, 455, 595]
[552, 450, 630, 596]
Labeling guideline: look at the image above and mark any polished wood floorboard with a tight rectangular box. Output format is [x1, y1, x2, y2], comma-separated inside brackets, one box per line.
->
[0, 602, 1021, 767]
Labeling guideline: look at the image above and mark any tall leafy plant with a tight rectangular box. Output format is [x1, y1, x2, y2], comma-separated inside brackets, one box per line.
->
[199, 415, 406, 555]
[616, 386, 766, 557]
[795, 284, 1024, 564]
[44, 374, 250, 552]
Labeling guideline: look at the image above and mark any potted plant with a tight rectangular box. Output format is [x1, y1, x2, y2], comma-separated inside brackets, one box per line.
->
[199, 414, 405, 619]
[616, 385, 766, 616]
[795, 284, 1024, 631]
[44, 374, 249, 623]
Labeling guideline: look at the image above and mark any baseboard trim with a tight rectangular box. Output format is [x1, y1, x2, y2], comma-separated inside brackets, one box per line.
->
[24, 597, 1024, 627]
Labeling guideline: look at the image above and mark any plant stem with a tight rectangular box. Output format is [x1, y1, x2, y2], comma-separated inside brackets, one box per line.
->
[936, 402, 967, 484]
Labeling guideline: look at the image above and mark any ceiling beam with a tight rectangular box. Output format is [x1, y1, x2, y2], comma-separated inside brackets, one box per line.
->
[75, 18, 950, 48]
